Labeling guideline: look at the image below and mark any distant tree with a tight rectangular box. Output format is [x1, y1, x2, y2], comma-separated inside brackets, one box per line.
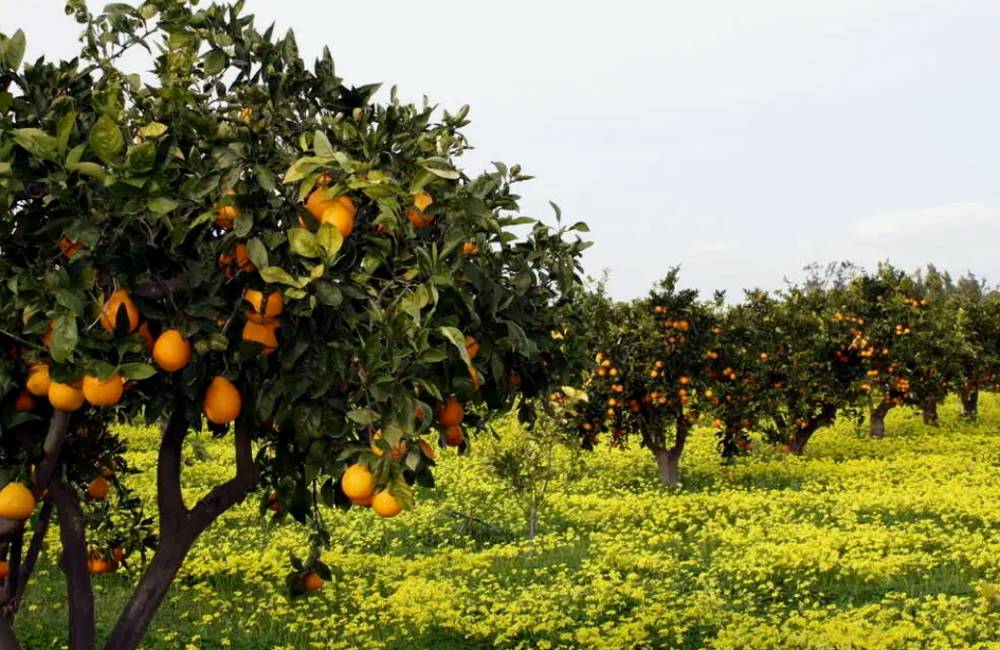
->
[948, 273, 1000, 419]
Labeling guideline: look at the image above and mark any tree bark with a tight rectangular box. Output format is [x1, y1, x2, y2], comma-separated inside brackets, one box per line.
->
[921, 399, 939, 426]
[104, 415, 257, 650]
[14, 500, 53, 605]
[50, 479, 95, 650]
[527, 504, 538, 540]
[869, 400, 893, 438]
[788, 404, 837, 455]
[650, 416, 689, 487]
[0, 619, 20, 650]
[960, 389, 978, 420]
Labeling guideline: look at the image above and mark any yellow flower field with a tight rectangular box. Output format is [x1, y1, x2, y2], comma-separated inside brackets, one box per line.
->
[18, 397, 1000, 649]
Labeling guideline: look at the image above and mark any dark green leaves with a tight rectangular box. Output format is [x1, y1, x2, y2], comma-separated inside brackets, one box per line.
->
[50, 315, 79, 363]
[13, 129, 59, 162]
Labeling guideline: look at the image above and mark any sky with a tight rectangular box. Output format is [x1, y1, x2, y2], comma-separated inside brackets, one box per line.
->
[3, 0, 999, 300]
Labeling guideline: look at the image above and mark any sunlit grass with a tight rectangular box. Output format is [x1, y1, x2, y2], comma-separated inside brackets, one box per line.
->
[16, 396, 1000, 649]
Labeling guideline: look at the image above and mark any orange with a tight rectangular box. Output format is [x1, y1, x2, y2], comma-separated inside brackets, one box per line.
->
[59, 237, 83, 259]
[435, 396, 464, 427]
[87, 477, 110, 501]
[242, 320, 279, 355]
[303, 572, 324, 591]
[49, 381, 85, 412]
[112, 547, 125, 562]
[462, 240, 478, 255]
[203, 376, 242, 425]
[320, 200, 355, 238]
[82, 374, 124, 407]
[0, 482, 36, 520]
[370, 431, 407, 459]
[100, 290, 140, 334]
[417, 439, 437, 460]
[215, 204, 239, 229]
[26, 364, 51, 397]
[153, 329, 192, 372]
[372, 490, 402, 518]
[136, 322, 155, 351]
[244, 290, 282, 324]
[444, 424, 464, 447]
[234, 243, 255, 272]
[87, 556, 114, 574]
[351, 493, 373, 507]
[340, 464, 373, 501]
[464, 336, 479, 359]
[407, 191, 434, 228]
[0, 561, 8, 579]
[13, 390, 36, 412]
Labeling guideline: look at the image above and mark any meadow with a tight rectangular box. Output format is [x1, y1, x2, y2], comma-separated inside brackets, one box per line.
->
[17, 397, 1000, 650]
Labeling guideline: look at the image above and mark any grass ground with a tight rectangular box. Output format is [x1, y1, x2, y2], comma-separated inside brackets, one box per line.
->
[14, 397, 1000, 649]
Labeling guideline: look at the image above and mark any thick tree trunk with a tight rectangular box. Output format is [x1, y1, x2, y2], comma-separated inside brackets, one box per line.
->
[15, 500, 53, 604]
[960, 389, 978, 420]
[788, 404, 837, 455]
[50, 479, 95, 650]
[0, 620, 20, 650]
[104, 414, 257, 650]
[869, 400, 893, 438]
[650, 416, 689, 487]
[921, 399, 939, 426]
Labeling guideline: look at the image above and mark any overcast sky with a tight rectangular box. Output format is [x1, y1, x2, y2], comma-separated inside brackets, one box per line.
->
[4, 0, 999, 299]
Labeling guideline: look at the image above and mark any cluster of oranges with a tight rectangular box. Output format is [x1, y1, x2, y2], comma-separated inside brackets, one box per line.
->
[339, 463, 402, 517]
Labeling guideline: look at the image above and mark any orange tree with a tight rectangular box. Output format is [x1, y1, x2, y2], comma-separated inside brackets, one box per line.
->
[0, 2, 588, 648]
[948, 273, 1000, 419]
[845, 264, 963, 434]
[574, 270, 719, 486]
[742, 274, 868, 454]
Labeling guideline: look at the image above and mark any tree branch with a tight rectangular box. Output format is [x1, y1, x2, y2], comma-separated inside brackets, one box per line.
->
[50, 479, 95, 650]
[189, 417, 258, 530]
[157, 409, 189, 531]
[14, 500, 53, 606]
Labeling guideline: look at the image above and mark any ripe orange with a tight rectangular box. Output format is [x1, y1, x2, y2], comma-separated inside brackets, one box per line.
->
[340, 464, 374, 501]
[215, 204, 239, 229]
[351, 493, 373, 507]
[464, 336, 479, 359]
[435, 396, 464, 427]
[26, 364, 51, 397]
[462, 240, 478, 255]
[82, 374, 124, 407]
[49, 381, 85, 412]
[100, 290, 140, 334]
[112, 547, 125, 562]
[372, 490, 402, 518]
[87, 477, 110, 501]
[244, 290, 282, 324]
[407, 191, 434, 228]
[234, 243, 255, 272]
[153, 329, 192, 372]
[370, 431, 407, 459]
[13, 390, 35, 412]
[303, 572, 324, 591]
[320, 197, 356, 238]
[444, 425, 464, 447]
[0, 561, 8, 579]
[242, 320, 280, 355]
[87, 556, 114, 574]
[59, 238, 83, 259]
[136, 322, 155, 351]
[203, 376, 242, 425]
[0, 483, 36, 520]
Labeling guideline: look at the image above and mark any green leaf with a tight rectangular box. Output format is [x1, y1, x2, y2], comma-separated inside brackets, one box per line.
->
[148, 197, 179, 214]
[254, 165, 275, 192]
[247, 237, 269, 269]
[288, 228, 319, 258]
[283, 156, 332, 184]
[90, 115, 124, 164]
[138, 122, 168, 138]
[314, 281, 342, 306]
[260, 267, 301, 287]
[315, 224, 343, 263]
[50, 315, 78, 363]
[203, 49, 228, 76]
[347, 409, 379, 426]
[127, 142, 157, 172]
[119, 363, 157, 380]
[67, 162, 108, 182]
[13, 129, 59, 162]
[419, 157, 461, 180]
[3, 29, 25, 71]
[313, 130, 334, 157]
[56, 111, 77, 153]
[439, 326, 473, 368]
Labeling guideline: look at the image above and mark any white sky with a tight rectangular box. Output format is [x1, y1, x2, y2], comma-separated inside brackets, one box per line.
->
[4, 0, 999, 299]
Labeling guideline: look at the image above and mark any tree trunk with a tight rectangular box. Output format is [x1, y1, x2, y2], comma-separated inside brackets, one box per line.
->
[653, 448, 681, 486]
[527, 505, 538, 540]
[0, 620, 20, 650]
[50, 479, 95, 650]
[869, 400, 893, 438]
[788, 404, 837, 455]
[104, 414, 257, 650]
[960, 389, 978, 420]
[921, 399, 939, 426]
